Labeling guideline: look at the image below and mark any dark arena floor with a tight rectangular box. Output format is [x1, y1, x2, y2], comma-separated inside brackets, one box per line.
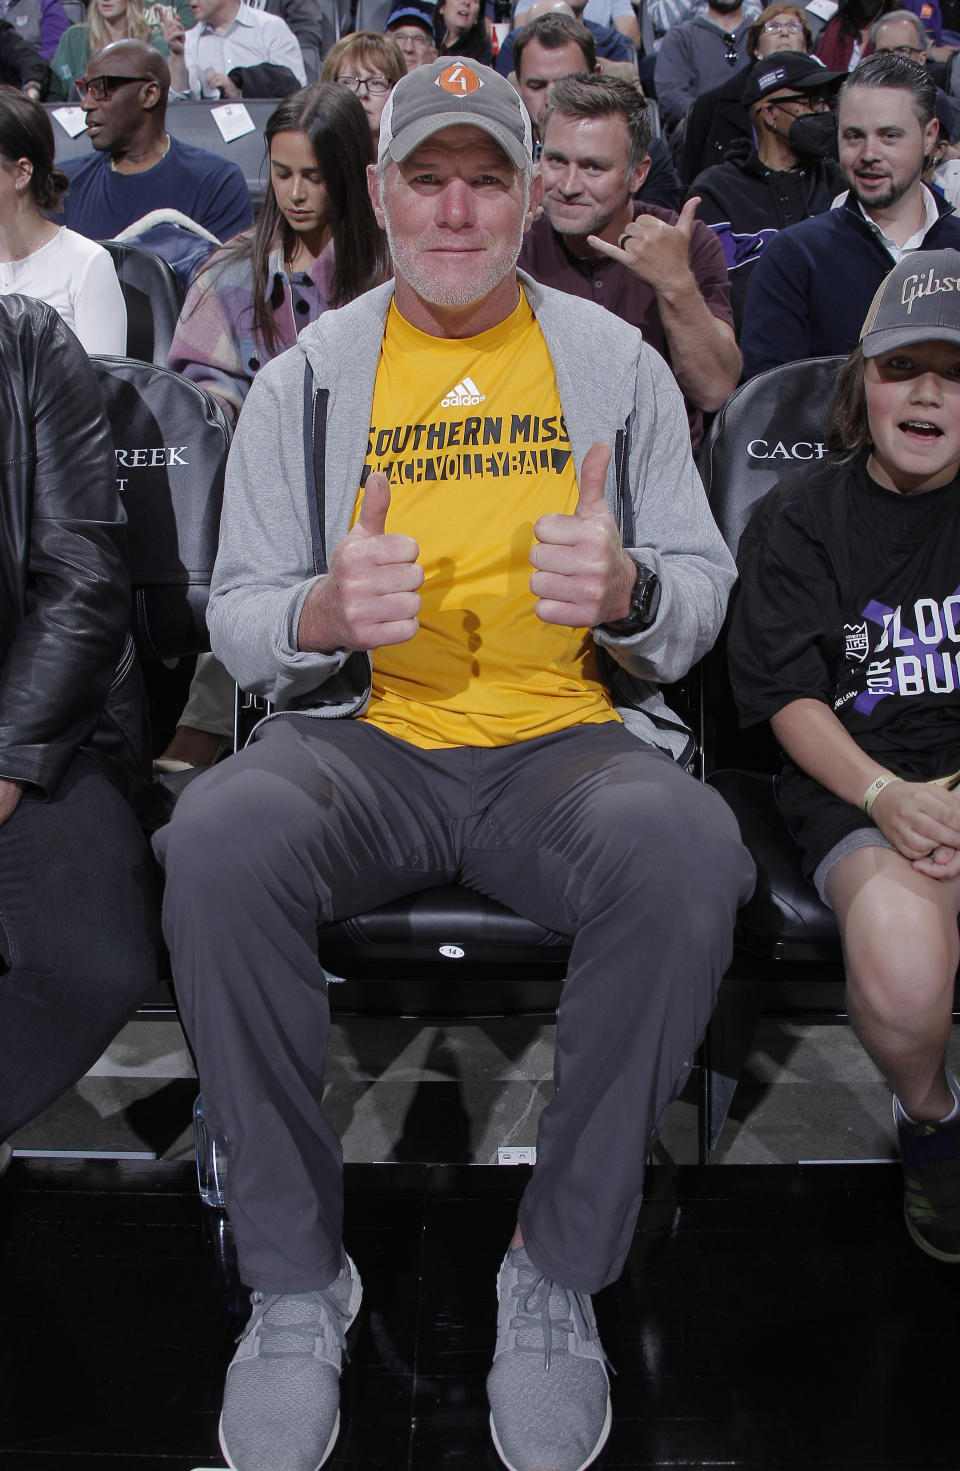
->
[1, 1154, 956, 1471]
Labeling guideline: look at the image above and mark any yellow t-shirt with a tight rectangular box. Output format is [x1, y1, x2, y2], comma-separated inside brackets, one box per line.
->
[355, 291, 620, 749]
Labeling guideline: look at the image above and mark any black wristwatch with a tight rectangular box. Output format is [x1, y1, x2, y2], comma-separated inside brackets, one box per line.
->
[601, 560, 661, 636]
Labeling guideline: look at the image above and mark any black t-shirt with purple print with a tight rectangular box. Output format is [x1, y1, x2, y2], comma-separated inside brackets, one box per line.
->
[727, 451, 960, 872]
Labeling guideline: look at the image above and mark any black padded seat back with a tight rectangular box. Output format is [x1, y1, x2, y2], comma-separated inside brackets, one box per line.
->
[699, 358, 849, 957]
[698, 354, 847, 772]
[100, 240, 185, 367]
[91, 356, 231, 659]
[698, 355, 846, 556]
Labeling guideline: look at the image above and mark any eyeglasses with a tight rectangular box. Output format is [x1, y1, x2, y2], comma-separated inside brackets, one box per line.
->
[75, 73, 152, 100]
[723, 34, 740, 63]
[769, 91, 832, 112]
[876, 42, 927, 56]
[390, 28, 433, 46]
[337, 74, 393, 94]
[762, 19, 804, 33]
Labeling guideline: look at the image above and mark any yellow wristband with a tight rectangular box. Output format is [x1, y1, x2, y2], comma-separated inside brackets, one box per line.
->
[861, 773, 901, 817]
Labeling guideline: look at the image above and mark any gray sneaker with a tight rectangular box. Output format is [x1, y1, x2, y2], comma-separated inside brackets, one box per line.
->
[486, 1244, 612, 1471]
[218, 1253, 362, 1471]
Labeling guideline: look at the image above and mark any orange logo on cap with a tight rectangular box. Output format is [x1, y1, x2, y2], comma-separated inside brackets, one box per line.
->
[436, 62, 483, 94]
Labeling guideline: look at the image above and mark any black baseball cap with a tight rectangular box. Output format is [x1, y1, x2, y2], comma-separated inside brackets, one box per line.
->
[860, 250, 960, 357]
[742, 50, 844, 107]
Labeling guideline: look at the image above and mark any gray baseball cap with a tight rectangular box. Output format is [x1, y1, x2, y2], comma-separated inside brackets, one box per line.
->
[860, 250, 960, 357]
[377, 56, 533, 167]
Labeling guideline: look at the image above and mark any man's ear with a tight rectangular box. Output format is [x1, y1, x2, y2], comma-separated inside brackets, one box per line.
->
[367, 161, 387, 230]
[524, 166, 543, 231]
[141, 79, 163, 112]
[628, 152, 651, 195]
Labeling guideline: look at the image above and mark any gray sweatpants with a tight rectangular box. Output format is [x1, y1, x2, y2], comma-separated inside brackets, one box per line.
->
[154, 716, 753, 1295]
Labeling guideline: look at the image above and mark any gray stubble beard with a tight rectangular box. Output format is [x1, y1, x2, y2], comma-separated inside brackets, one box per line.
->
[380, 170, 531, 309]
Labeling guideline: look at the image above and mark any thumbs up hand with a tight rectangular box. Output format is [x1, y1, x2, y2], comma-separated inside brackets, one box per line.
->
[587, 196, 700, 294]
[298, 471, 423, 653]
[530, 441, 638, 628]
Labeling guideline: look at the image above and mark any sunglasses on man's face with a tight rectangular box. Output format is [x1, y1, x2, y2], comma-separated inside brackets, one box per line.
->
[75, 73, 153, 100]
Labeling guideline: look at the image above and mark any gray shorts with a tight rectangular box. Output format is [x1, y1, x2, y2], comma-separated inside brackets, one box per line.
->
[812, 828, 897, 907]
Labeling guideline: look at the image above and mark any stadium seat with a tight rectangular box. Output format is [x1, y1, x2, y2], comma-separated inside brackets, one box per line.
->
[99, 240, 185, 367]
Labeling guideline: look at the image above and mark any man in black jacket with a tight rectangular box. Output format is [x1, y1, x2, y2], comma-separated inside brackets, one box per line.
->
[689, 50, 844, 327]
[0, 295, 160, 1151]
[678, 0, 815, 184]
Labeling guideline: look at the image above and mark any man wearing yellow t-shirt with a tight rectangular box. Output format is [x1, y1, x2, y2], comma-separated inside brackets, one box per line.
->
[156, 56, 755, 1471]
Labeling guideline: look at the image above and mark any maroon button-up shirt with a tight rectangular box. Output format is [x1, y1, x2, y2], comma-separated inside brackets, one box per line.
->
[518, 200, 734, 453]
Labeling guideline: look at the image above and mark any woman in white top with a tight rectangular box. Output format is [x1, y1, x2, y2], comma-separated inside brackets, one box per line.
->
[0, 85, 126, 354]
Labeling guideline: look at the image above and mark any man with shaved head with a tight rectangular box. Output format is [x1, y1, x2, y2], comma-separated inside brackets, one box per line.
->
[61, 39, 253, 243]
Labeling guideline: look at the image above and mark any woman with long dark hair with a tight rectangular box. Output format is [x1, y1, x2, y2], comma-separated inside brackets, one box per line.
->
[161, 81, 390, 770]
[168, 80, 391, 423]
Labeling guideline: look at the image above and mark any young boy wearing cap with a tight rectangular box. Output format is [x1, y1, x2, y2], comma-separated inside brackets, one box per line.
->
[155, 53, 754, 1471]
[729, 247, 960, 1265]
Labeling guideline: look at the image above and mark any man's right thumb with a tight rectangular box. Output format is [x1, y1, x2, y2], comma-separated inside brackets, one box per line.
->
[355, 471, 390, 537]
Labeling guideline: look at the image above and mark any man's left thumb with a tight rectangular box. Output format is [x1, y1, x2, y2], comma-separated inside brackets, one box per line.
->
[574, 441, 613, 517]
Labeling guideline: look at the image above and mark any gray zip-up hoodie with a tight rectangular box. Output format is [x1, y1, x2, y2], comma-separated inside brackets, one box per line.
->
[207, 273, 736, 761]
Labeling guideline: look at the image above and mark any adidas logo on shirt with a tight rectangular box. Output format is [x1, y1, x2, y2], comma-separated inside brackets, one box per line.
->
[440, 376, 486, 407]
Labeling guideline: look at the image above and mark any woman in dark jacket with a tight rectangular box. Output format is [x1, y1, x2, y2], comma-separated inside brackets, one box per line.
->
[0, 294, 160, 1148]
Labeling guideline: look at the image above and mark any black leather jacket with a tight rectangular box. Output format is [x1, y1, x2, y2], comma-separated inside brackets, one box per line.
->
[0, 295, 150, 809]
